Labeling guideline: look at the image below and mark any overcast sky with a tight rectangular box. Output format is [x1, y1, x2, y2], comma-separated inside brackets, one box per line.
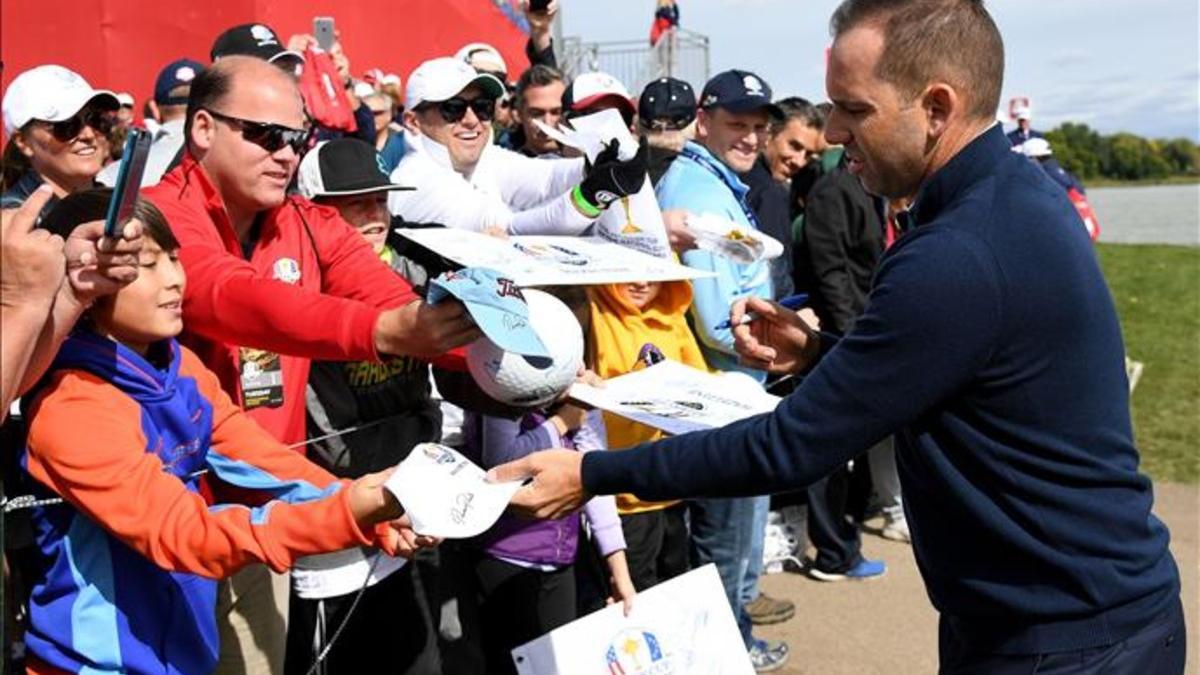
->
[559, 0, 1200, 140]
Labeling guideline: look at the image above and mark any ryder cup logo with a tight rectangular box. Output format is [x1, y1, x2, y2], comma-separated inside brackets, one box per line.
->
[604, 629, 675, 674]
[272, 258, 301, 284]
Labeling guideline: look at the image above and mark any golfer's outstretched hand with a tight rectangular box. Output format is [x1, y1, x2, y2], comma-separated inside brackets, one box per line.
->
[488, 449, 589, 520]
[731, 296, 821, 375]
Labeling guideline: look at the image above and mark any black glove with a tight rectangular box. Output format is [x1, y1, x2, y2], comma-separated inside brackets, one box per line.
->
[574, 139, 649, 213]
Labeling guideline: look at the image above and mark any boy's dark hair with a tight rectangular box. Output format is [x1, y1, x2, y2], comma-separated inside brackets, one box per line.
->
[1, 137, 33, 192]
[41, 188, 180, 252]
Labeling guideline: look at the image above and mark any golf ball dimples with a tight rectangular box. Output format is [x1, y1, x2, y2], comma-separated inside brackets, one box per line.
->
[467, 289, 583, 407]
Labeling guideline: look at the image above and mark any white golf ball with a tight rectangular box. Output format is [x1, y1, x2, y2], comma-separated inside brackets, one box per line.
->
[466, 289, 583, 407]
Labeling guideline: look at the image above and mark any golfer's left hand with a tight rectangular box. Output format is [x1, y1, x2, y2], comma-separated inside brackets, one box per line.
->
[488, 449, 589, 520]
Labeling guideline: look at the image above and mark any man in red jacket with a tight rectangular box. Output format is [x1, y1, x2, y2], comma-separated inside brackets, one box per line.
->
[145, 55, 479, 675]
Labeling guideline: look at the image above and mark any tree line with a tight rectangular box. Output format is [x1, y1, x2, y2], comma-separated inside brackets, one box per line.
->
[1041, 123, 1200, 182]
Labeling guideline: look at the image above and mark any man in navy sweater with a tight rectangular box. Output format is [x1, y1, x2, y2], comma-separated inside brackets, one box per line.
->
[491, 1, 1185, 672]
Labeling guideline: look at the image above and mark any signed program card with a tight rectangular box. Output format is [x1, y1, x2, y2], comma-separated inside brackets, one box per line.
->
[569, 360, 781, 436]
[383, 443, 524, 539]
[395, 229, 711, 287]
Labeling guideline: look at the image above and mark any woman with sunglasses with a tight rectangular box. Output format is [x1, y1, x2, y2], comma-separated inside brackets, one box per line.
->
[1, 65, 120, 219]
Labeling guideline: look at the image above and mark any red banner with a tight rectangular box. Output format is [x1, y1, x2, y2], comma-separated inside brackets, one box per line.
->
[1, 0, 528, 130]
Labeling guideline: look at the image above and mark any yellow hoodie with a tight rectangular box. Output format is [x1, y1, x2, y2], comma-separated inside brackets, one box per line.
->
[587, 280, 708, 514]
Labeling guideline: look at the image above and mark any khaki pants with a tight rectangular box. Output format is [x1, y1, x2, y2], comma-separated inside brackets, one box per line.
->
[214, 564, 290, 675]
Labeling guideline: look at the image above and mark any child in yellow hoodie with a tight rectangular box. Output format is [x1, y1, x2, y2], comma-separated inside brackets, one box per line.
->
[587, 279, 708, 591]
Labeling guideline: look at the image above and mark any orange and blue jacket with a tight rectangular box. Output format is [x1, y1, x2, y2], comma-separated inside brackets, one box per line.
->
[21, 331, 381, 674]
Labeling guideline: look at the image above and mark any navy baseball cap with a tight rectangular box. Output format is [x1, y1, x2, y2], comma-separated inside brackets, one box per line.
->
[639, 77, 697, 128]
[699, 69, 782, 119]
[154, 59, 204, 105]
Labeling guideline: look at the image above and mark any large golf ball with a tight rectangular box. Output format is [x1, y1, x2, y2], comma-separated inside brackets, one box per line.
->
[466, 289, 583, 407]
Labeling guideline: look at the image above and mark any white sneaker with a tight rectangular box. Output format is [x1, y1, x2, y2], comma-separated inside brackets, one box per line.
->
[881, 515, 911, 543]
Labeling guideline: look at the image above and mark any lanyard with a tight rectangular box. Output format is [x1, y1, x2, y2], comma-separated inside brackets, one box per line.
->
[678, 146, 763, 231]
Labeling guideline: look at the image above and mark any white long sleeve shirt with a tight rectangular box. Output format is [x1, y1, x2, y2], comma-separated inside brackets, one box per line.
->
[388, 131, 592, 235]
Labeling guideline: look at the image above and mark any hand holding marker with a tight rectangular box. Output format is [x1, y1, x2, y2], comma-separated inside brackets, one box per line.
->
[715, 293, 808, 330]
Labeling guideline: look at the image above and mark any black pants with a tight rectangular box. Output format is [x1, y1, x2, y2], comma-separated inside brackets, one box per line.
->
[806, 465, 864, 573]
[620, 504, 690, 591]
[284, 553, 440, 675]
[445, 552, 578, 675]
[939, 599, 1186, 675]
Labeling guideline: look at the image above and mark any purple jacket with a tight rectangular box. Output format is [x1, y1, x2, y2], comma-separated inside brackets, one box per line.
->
[463, 409, 625, 567]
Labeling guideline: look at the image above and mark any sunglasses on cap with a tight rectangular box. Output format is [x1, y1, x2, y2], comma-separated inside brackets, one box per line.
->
[204, 108, 312, 154]
[423, 97, 496, 124]
[645, 115, 693, 133]
[34, 107, 116, 143]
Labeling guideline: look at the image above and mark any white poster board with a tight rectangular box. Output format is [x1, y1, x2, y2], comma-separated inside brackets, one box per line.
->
[511, 564, 753, 675]
[568, 360, 780, 436]
[395, 229, 712, 287]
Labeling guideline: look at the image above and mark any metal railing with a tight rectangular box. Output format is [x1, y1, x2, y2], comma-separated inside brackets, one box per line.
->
[558, 28, 710, 96]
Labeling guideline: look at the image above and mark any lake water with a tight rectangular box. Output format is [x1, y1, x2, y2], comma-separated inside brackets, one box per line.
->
[1088, 184, 1199, 246]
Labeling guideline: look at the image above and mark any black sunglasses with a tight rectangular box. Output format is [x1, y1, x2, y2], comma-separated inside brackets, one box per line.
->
[426, 97, 496, 124]
[36, 107, 115, 142]
[204, 108, 312, 154]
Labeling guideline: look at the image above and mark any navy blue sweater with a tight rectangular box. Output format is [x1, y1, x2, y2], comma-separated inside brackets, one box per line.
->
[584, 125, 1178, 654]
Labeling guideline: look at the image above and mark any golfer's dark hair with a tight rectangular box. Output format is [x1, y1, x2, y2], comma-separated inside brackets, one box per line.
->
[515, 65, 565, 108]
[770, 97, 827, 135]
[830, 0, 1004, 120]
[40, 188, 179, 252]
[184, 58, 238, 149]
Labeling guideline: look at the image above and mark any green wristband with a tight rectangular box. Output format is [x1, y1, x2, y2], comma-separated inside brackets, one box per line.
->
[571, 185, 603, 218]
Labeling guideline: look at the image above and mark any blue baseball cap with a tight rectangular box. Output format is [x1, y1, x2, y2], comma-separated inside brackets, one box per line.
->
[154, 59, 204, 105]
[699, 69, 782, 119]
[427, 268, 550, 357]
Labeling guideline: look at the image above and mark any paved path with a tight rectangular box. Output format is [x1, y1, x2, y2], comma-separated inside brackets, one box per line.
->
[755, 482, 1198, 674]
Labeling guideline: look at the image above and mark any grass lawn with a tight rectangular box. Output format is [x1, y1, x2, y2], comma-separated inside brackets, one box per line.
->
[1096, 243, 1200, 484]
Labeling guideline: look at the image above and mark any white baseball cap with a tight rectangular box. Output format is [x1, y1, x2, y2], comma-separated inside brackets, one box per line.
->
[405, 57, 505, 110]
[454, 42, 508, 78]
[351, 80, 376, 99]
[2, 65, 120, 135]
[1022, 137, 1052, 158]
[564, 71, 636, 117]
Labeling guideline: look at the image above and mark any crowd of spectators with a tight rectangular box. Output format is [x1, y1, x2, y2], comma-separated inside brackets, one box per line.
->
[0, 1, 1109, 673]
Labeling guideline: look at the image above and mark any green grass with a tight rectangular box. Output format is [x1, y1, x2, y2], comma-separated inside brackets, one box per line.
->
[1096, 243, 1200, 483]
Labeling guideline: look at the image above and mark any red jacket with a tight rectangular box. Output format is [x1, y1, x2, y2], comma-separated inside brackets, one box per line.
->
[145, 155, 454, 446]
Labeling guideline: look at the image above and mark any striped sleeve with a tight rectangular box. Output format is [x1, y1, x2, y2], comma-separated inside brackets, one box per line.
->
[25, 367, 373, 579]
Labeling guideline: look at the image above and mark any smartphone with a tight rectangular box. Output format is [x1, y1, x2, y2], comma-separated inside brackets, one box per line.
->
[313, 16, 336, 51]
[103, 128, 152, 239]
[529, 0, 551, 11]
